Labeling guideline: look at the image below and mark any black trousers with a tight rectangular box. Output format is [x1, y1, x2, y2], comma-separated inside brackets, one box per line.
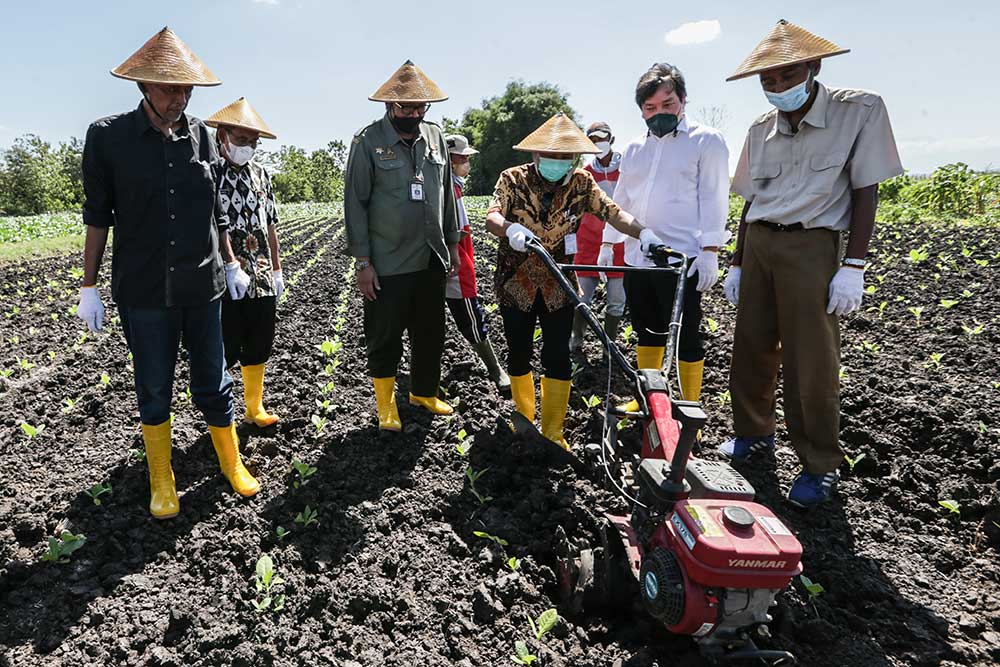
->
[501, 292, 574, 381]
[624, 268, 704, 362]
[364, 263, 446, 396]
[221, 296, 277, 369]
[447, 296, 488, 345]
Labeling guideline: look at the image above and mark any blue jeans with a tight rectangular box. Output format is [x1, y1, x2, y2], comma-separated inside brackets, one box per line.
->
[118, 299, 234, 427]
[578, 276, 627, 317]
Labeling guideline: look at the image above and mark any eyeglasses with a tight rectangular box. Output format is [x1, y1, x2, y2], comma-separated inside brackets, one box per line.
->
[392, 102, 431, 116]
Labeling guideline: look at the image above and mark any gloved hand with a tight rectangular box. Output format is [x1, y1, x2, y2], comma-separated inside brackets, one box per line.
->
[272, 269, 284, 300]
[505, 222, 535, 252]
[225, 261, 251, 300]
[597, 244, 615, 267]
[77, 286, 105, 332]
[639, 228, 665, 255]
[723, 266, 741, 305]
[687, 249, 719, 292]
[827, 266, 865, 315]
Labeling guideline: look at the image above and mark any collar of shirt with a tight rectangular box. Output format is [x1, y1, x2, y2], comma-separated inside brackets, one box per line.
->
[132, 101, 194, 141]
[768, 81, 830, 140]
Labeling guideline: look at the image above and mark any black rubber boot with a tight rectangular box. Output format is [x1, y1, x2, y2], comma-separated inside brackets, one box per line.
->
[569, 311, 587, 352]
[474, 339, 511, 395]
[602, 314, 623, 361]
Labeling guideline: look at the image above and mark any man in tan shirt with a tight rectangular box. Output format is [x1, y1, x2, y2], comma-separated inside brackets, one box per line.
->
[721, 20, 903, 508]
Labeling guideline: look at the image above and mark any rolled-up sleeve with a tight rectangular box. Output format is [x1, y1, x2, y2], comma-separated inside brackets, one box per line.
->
[697, 133, 732, 248]
[488, 170, 515, 218]
[603, 149, 633, 244]
[344, 138, 373, 257]
[81, 124, 114, 229]
[849, 98, 904, 189]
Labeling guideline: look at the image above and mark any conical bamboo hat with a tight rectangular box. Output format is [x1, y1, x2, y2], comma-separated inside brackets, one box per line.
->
[111, 26, 221, 86]
[205, 98, 277, 139]
[727, 19, 849, 81]
[369, 60, 448, 103]
[513, 113, 598, 154]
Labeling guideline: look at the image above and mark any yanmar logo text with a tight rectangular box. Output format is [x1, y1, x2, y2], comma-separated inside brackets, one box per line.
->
[728, 559, 788, 569]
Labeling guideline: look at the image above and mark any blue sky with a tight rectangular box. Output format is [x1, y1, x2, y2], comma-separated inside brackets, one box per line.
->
[1, 0, 998, 175]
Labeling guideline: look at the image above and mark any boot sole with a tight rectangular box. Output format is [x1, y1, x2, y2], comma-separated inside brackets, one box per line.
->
[151, 510, 178, 520]
[407, 400, 453, 415]
[244, 416, 279, 427]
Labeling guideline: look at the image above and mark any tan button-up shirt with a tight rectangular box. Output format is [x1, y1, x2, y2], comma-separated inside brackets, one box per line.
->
[732, 82, 903, 231]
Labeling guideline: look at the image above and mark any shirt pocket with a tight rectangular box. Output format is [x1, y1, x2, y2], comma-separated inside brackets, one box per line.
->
[663, 155, 698, 202]
[807, 151, 847, 195]
[750, 162, 782, 193]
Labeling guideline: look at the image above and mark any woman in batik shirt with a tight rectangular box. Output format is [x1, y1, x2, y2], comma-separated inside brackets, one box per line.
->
[206, 97, 283, 428]
[485, 113, 662, 450]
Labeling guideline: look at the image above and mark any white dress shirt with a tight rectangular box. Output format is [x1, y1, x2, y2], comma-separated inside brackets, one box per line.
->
[604, 117, 731, 266]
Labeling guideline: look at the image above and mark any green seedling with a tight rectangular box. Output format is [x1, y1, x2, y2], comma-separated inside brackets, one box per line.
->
[839, 366, 849, 381]
[473, 530, 508, 547]
[907, 247, 929, 263]
[292, 459, 318, 488]
[961, 289, 973, 298]
[528, 608, 559, 642]
[860, 341, 881, 355]
[511, 640, 537, 665]
[252, 554, 286, 613]
[908, 306, 924, 326]
[466, 466, 493, 504]
[295, 505, 319, 528]
[866, 300, 888, 319]
[20, 422, 45, 439]
[799, 574, 824, 618]
[623, 324, 634, 340]
[975, 259, 988, 267]
[962, 323, 984, 337]
[925, 353, 944, 369]
[41, 531, 86, 563]
[705, 317, 719, 333]
[939, 299, 959, 309]
[319, 380, 335, 395]
[0, 369, 13, 378]
[318, 338, 340, 356]
[311, 414, 327, 434]
[131, 447, 146, 461]
[484, 303, 499, 314]
[47, 351, 56, 361]
[715, 390, 731, 406]
[99, 372, 110, 386]
[844, 453, 866, 473]
[322, 363, 335, 376]
[18, 358, 34, 371]
[938, 499, 960, 515]
[275, 526, 290, 541]
[315, 398, 334, 413]
[507, 557, 521, 571]
[581, 394, 601, 409]
[84, 482, 113, 505]
[456, 428, 472, 456]
[532, 327, 542, 342]
[864, 285, 877, 295]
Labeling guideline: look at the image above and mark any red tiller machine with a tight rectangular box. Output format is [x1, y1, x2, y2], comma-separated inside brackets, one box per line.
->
[518, 239, 801, 665]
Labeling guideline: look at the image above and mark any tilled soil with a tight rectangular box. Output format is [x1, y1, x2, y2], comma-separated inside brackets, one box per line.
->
[1, 211, 998, 667]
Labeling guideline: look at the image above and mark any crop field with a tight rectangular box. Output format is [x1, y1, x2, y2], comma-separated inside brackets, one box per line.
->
[0, 198, 998, 666]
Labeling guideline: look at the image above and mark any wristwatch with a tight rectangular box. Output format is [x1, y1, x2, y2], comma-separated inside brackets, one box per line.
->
[842, 257, 866, 269]
[356, 259, 371, 270]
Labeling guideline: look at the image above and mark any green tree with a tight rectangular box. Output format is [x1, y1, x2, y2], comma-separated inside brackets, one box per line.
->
[0, 134, 83, 215]
[444, 81, 579, 195]
[261, 140, 346, 204]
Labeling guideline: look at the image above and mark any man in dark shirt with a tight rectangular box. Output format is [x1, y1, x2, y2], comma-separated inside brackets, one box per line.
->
[75, 27, 260, 519]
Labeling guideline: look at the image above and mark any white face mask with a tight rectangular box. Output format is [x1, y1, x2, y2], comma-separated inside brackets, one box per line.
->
[593, 141, 612, 158]
[225, 140, 255, 166]
[452, 161, 471, 178]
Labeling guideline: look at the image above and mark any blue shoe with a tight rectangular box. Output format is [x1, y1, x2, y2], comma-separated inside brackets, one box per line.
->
[719, 435, 775, 461]
[787, 470, 840, 509]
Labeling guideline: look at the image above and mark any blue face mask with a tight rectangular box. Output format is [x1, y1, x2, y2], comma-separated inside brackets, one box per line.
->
[765, 77, 812, 112]
[537, 157, 574, 183]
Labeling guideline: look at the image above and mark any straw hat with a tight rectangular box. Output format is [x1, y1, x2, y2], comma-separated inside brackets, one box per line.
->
[727, 19, 849, 82]
[111, 26, 221, 87]
[369, 60, 448, 103]
[205, 98, 277, 139]
[513, 113, 598, 154]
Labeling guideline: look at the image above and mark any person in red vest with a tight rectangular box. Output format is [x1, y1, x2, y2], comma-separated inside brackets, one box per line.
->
[569, 122, 627, 355]
[445, 134, 511, 393]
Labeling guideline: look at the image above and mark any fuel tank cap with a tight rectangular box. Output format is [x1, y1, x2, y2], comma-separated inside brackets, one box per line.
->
[722, 505, 755, 529]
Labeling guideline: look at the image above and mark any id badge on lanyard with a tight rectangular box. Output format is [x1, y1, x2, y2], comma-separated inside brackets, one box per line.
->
[408, 141, 425, 202]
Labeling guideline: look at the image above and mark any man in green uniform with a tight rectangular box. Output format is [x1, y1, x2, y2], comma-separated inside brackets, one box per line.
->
[345, 60, 461, 431]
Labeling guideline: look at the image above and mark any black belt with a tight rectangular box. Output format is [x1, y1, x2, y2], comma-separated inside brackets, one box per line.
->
[756, 220, 805, 232]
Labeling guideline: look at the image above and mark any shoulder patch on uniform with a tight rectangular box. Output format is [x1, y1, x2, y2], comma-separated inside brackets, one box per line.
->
[352, 120, 380, 143]
[751, 108, 778, 127]
[829, 88, 881, 106]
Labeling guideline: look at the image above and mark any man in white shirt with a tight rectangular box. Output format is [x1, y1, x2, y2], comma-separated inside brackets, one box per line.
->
[602, 62, 730, 412]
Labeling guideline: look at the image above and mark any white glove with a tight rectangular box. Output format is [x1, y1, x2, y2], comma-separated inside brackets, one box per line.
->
[272, 269, 285, 300]
[505, 222, 535, 252]
[687, 250, 719, 292]
[827, 266, 865, 316]
[225, 261, 251, 300]
[77, 286, 105, 332]
[597, 244, 615, 267]
[639, 228, 665, 255]
[723, 266, 741, 305]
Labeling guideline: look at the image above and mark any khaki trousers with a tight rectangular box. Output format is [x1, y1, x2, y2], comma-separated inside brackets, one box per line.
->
[730, 223, 844, 474]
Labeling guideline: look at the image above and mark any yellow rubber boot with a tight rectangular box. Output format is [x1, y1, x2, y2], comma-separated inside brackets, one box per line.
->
[540, 376, 572, 451]
[408, 392, 454, 416]
[242, 364, 279, 427]
[208, 423, 260, 497]
[509, 372, 536, 423]
[373, 377, 402, 431]
[617, 345, 666, 413]
[142, 421, 179, 519]
[678, 359, 705, 403]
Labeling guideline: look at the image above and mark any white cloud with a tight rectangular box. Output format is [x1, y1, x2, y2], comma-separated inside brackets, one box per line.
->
[664, 20, 721, 46]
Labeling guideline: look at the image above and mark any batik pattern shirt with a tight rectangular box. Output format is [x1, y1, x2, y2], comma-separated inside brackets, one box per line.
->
[217, 159, 279, 298]
[488, 164, 621, 312]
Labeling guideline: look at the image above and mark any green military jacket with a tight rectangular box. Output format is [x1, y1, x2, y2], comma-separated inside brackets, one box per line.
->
[345, 114, 460, 276]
